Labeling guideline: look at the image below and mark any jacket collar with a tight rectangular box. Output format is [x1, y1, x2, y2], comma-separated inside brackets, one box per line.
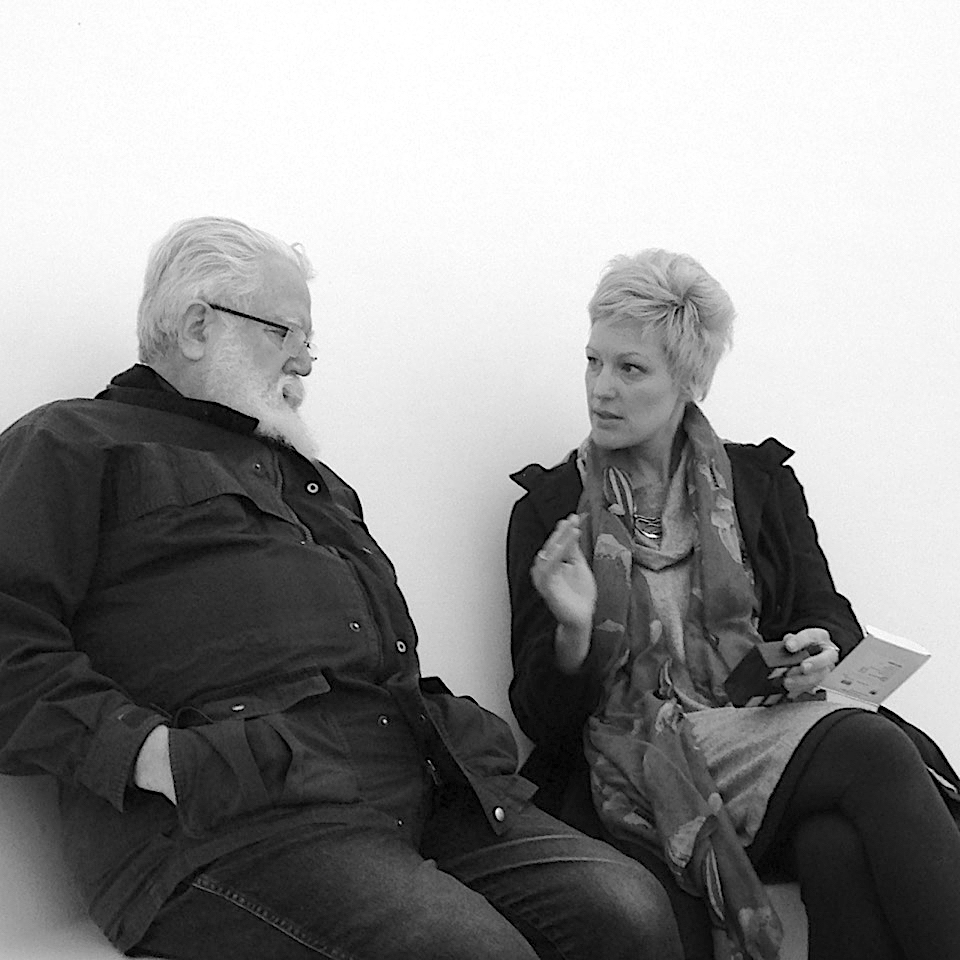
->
[725, 438, 794, 559]
[511, 439, 793, 493]
[510, 438, 795, 548]
[509, 451, 581, 528]
[95, 364, 260, 436]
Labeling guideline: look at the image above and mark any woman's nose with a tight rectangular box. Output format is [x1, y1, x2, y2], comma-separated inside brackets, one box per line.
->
[590, 366, 616, 397]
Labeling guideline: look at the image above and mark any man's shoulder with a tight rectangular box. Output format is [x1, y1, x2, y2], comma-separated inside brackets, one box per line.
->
[2, 393, 163, 439]
[0, 400, 130, 486]
[0, 392, 207, 471]
[2, 397, 106, 443]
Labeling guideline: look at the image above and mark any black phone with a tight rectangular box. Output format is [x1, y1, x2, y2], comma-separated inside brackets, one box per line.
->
[723, 641, 810, 707]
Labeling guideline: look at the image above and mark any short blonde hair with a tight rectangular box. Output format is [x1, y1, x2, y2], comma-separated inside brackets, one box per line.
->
[588, 248, 734, 400]
[137, 216, 314, 363]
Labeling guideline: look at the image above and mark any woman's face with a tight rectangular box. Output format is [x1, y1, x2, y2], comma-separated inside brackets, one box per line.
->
[585, 319, 686, 456]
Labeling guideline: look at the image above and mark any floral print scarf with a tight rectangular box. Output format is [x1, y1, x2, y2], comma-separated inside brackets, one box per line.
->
[579, 403, 783, 960]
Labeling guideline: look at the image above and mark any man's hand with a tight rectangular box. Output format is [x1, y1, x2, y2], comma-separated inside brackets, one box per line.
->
[531, 514, 597, 673]
[133, 724, 177, 805]
[782, 627, 840, 698]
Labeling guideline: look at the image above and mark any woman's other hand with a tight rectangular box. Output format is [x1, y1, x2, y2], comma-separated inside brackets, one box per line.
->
[782, 627, 840, 698]
[531, 514, 597, 673]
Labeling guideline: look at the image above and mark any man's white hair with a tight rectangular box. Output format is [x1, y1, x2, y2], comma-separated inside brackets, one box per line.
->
[137, 216, 314, 363]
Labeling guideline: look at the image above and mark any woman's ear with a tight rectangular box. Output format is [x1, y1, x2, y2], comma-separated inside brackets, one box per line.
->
[178, 301, 213, 361]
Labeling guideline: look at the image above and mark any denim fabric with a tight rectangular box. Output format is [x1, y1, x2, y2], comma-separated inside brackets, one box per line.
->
[131, 789, 682, 960]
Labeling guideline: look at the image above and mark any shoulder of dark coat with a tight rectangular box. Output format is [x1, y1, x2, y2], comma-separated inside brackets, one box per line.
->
[508, 450, 580, 529]
[0, 397, 112, 445]
[509, 450, 579, 497]
[505, 437, 796, 522]
[724, 437, 795, 474]
[509, 437, 795, 490]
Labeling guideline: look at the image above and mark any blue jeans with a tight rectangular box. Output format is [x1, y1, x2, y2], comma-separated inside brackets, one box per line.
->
[131, 787, 681, 960]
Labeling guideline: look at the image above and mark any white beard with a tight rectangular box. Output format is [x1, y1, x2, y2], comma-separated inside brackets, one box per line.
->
[202, 331, 320, 460]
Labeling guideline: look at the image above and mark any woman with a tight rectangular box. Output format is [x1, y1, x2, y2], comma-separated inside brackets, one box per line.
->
[506, 249, 960, 960]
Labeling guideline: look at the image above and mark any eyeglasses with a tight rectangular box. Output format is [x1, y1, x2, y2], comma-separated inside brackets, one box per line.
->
[207, 302, 316, 361]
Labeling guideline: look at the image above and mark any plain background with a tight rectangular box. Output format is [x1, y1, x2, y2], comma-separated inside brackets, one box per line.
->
[2, 2, 958, 761]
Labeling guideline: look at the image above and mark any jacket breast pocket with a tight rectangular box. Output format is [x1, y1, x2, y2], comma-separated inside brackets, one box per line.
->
[104, 444, 255, 525]
[169, 673, 361, 837]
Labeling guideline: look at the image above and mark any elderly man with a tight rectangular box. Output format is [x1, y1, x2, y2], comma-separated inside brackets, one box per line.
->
[0, 218, 680, 960]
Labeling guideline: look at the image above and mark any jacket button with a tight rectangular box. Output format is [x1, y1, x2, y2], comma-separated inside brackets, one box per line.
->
[305, 482, 320, 494]
[349, 621, 361, 632]
[253, 462, 262, 471]
[493, 807, 505, 822]
[231, 704, 245, 713]
[395, 640, 407, 654]
[377, 715, 390, 726]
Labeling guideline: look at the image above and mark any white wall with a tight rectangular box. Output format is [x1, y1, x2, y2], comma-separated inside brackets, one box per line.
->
[3, 1, 958, 759]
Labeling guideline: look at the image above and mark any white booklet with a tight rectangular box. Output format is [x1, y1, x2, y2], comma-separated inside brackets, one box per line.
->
[821, 625, 931, 710]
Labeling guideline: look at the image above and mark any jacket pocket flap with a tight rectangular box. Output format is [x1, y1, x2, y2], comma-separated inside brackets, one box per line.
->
[183, 673, 332, 724]
[106, 446, 252, 524]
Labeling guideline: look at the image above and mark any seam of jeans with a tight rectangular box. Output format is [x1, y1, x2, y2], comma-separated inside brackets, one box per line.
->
[441, 834, 632, 885]
[190, 872, 357, 960]
[440, 837, 644, 960]
[504, 900, 577, 960]
[465, 876, 575, 960]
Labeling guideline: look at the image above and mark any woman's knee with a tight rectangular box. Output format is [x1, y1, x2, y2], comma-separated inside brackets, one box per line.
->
[816, 712, 927, 786]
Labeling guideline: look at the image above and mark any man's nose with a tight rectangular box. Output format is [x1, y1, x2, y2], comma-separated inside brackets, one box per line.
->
[285, 351, 313, 377]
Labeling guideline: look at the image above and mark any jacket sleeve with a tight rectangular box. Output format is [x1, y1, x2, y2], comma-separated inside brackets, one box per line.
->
[418, 677, 523, 781]
[0, 412, 165, 809]
[506, 494, 607, 752]
[760, 462, 863, 658]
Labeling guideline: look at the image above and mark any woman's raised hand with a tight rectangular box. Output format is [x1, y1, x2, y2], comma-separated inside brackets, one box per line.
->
[531, 514, 597, 672]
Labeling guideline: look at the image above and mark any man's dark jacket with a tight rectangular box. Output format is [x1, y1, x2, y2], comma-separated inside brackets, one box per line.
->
[506, 440, 863, 835]
[0, 366, 534, 951]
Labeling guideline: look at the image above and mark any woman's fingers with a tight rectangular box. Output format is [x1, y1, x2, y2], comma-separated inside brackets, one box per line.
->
[531, 514, 596, 632]
[534, 515, 581, 570]
[783, 629, 840, 695]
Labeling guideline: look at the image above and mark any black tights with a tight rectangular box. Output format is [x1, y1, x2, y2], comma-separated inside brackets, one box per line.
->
[765, 711, 960, 960]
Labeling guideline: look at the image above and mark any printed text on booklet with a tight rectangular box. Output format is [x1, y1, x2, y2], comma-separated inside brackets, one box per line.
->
[820, 625, 931, 710]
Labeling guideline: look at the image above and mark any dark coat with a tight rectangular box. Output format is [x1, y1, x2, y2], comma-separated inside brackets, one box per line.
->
[0, 365, 533, 950]
[506, 439, 863, 834]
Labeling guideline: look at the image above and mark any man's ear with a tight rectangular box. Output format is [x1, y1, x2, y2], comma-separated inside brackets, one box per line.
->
[178, 301, 213, 361]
